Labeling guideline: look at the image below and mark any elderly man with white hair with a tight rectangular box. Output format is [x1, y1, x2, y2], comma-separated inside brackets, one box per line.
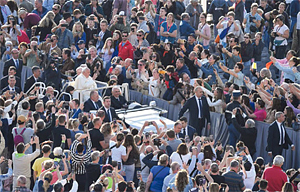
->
[110, 86, 128, 109]
[24, 41, 42, 68]
[262, 155, 288, 191]
[1, 41, 13, 62]
[73, 67, 97, 101]
[51, 19, 74, 49]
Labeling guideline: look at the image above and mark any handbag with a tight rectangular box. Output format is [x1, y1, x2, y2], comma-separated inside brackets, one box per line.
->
[250, 25, 257, 32]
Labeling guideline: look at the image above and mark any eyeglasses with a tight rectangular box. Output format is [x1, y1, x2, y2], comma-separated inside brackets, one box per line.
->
[122, 35, 127, 37]
[200, 17, 205, 19]
[244, 36, 249, 39]
[137, 34, 143, 37]
[89, 44, 93, 46]
[138, 64, 143, 66]
[52, 8, 58, 10]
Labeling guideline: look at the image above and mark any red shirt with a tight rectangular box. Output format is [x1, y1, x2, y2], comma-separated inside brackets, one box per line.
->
[23, 13, 41, 29]
[118, 40, 134, 60]
[262, 165, 288, 192]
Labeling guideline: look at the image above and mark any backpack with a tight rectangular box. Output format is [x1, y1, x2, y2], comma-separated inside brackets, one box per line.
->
[14, 128, 26, 147]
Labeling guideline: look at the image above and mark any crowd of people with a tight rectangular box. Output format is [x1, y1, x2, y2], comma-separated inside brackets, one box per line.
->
[0, 0, 299, 191]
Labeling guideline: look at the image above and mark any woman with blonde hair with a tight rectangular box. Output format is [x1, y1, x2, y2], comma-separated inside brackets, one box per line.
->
[144, 0, 155, 23]
[72, 21, 86, 50]
[101, 37, 114, 67]
[170, 169, 193, 192]
[35, 11, 57, 41]
[38, 171, 54, 192]
[70, 119, 84, 142]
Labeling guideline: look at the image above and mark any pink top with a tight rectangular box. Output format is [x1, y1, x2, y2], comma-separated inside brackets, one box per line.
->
[277, 58, 288, 84]
[254, 109, 267, 121]
[198, 23, 211, 47]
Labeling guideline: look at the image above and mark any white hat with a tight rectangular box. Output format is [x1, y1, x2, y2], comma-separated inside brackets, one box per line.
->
[119, 11, 125, 16]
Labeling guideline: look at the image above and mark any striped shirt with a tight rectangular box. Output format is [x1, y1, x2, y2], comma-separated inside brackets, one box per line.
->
[70, 139, 92, 175]
[223, 170, 245, 192]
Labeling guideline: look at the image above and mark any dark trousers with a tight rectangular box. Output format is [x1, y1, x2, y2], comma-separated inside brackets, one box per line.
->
[275, 45, 287, 59]
[195, 118, 205, 136]
[228, 123, 240, 147]
[76, 173, 86, 192]
[163, 88, 173, 101]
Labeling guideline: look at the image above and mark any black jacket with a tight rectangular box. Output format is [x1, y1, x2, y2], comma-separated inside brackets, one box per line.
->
[3, 58, 23, 78]
[1, 86, 21, 94]
[266, 121, 293, 154]
[83, 98, 103, 112]
[100, 106, 130, 128]
[178, 95, 210, 131]
[110, 95, 128, 109]
[252, 39, 264, 61]
[232, 117, 257, 155]
[240, 41, 254, 62]
[0, 75, 21, 90]
[24, 76, 43, 93]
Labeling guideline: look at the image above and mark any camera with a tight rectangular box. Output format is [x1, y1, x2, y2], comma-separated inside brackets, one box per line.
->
[117, 17, 123, 24]
[249, 16, 256, 23]
[33, 45, 37, 51]
[153, 138, 161, 146]
[272, 32, 279, 37]
[89, 16, 95, 20]
[61, 23, 68, 27]
[196, 176, 206, 186]
[148, 121, 153, 125]
[145, 132, 150, 139]
[131, 27, 135, 32]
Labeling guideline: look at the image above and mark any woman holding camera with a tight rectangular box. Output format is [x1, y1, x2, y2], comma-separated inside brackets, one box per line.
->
[34, 11, 56, 42]
[72, 22, 86, 50]
[101, 37, 114, 68]
[271, 14, 289, 59]
[1, 15, 21, 46]
[243, 3, 261, 35]
[169, 170, 194, 192]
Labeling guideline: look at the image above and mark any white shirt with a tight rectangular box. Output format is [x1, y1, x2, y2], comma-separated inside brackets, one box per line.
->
[148, 77, 160, 97]
[297, 12, 300, 30]
[195, 96, 202, 118]
[181, 126, 188, 137]
[276, 120, 285, 145]
[274, 24, 289, 46]
[243, 155, 256, 190]
[110, 141, 126, 167]
[170, 152, 191, 169]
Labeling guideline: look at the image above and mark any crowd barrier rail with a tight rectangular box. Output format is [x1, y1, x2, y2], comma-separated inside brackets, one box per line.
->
[129, 90, 300, 169]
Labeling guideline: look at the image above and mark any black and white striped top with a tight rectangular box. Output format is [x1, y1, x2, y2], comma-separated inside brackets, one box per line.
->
[70, 139, 92, 175]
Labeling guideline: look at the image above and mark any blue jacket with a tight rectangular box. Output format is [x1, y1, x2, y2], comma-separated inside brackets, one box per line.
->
[200, 63, 219, 85]
[208, 0, 228, 24]
[290, 0, 300, 18]
[177, 64, 191, 77]
[179, 20, 195, 40]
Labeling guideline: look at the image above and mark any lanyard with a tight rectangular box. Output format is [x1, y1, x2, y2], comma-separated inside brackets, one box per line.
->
[157, 16, 165, 31]
[166, 22, 173, 32]
[1, 6, 7, 16]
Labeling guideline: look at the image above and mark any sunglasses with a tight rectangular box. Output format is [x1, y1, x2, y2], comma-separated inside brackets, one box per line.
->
[52, 8, 58, 10]
[122, 35, 127, 37]
[138, 64, 143, 66]
[152, 55, 156, 57]
[137, 34, 143, 37]
[244, 36, 249, 39]
[200, 17, 205, 19]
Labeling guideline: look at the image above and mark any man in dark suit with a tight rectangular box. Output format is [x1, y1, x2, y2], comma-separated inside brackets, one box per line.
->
[24, 66, 43, 93]
[178, 86, 211, 136]
[0, 66, 21, 90]
[266, 111, 295, 158]
[179, 116, 197, 141]
[111, 86, 128, 109]
[83, 91, 103, 112]
[3, 48, 23, 78]
[1, 75, 21, 95]
[100, 96, 130, 128]
[232, 108, 257, 156]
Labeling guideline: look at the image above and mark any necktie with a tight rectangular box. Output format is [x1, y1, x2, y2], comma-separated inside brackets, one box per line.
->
[15, 59, 19, 69]
[94, 102, 98, 109]
[198, 98, 202, 118]
[183, 128, 186, 136]
[107, 109, 111, 121]
[281, 124, 284, 145]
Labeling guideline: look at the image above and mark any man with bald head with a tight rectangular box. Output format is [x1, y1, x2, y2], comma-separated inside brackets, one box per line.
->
[83, 90, 103, 112]
[3, 48, 23, 78]
[178, 86, 211, 136]
[24, 41, 42, 68]
[110, 86, 128, 109]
